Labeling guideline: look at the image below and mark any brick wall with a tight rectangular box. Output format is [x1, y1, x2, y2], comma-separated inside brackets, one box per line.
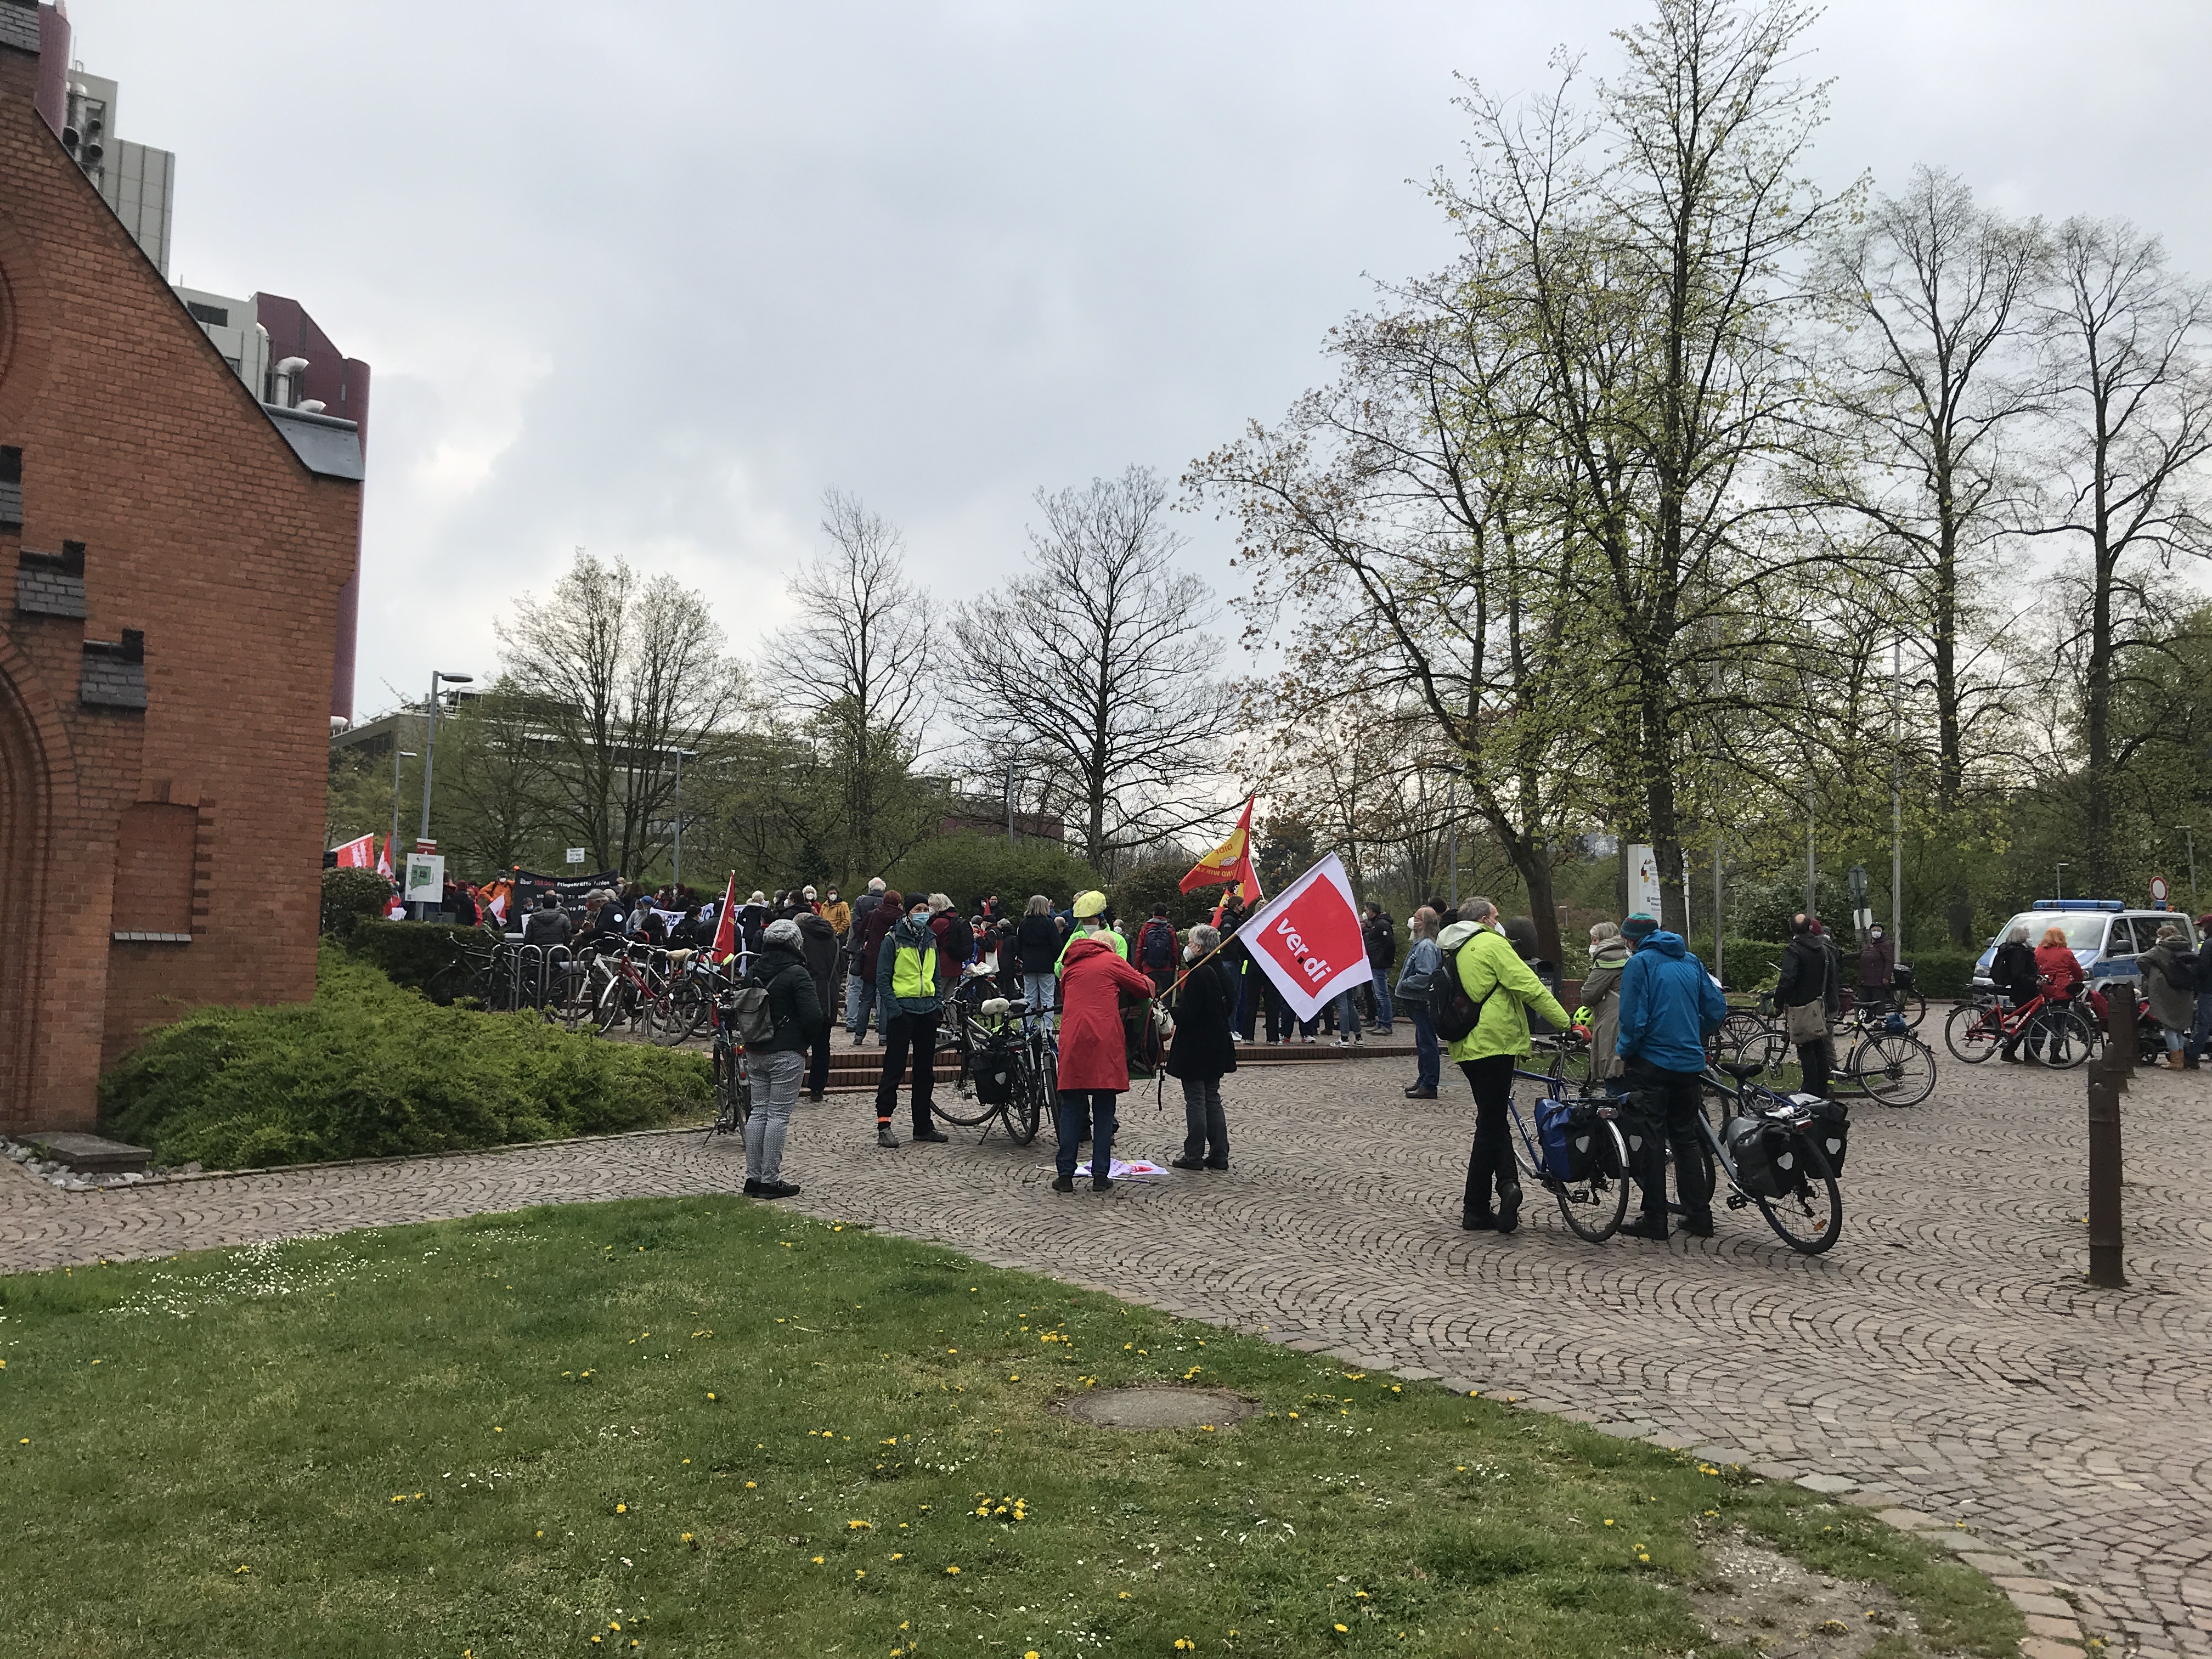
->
[0, 43, 361, 1132]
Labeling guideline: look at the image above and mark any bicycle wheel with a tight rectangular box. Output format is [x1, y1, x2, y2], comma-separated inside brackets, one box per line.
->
[1005, 1063, 1044, 1146]
[2039, 1008, 2097, 1070]
[554, 961, 599, 1031]
[1848, 1032, 1937, 1108]
[1554, 1118, 1632, 1243]
[710, 1042, 751, 1135]
[1753, 1136, 1841, 1254]
[1896, 987, 1928, 1029]
[1722, 1020, 1789, 1074]
[1943, 1001, 2002, 1064]
[596, 978, 636, 1037]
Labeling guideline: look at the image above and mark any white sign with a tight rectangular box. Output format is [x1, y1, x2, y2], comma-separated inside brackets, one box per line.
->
[566, 848, 586, 865]
[403, 854, 447, 904]
[2152, 875, 2170, 903]
[1627, 843, 1663, 919]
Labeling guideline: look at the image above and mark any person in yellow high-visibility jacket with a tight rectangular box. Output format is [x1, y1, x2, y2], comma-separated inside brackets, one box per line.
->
[873, 895, 946, 1148]
[1056, 888, 1127, 973]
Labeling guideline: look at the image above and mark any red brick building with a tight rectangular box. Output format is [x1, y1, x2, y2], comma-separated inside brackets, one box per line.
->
[0, 5, 363, 1133]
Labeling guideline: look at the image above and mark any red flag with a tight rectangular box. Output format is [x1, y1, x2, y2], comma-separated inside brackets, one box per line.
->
[709, 872, 739, 960]
[332, 832, 375, 868]
[374, 837, 393, 879]
[1181, 794, 1259, 898]
[1237, 853, 1370, 1023]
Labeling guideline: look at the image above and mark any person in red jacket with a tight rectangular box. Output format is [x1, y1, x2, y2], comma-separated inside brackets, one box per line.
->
[1053, 921, 1159, 1193]
[2028, 924, 2086, 1064]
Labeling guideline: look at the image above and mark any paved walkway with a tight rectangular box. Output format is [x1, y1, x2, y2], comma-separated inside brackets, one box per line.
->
[3, 1049, 2205, 1657]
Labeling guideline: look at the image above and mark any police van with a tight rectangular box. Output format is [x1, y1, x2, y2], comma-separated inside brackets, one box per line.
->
[1971, 899, 2200, 993]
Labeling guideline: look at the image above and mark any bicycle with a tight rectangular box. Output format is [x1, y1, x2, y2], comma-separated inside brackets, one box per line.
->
[703, 985, 751, 1142]
[931, 973, 1046, 1144]
[1506, 1041, 1636, 1243]
[1829, 1003, 1938, 1108]
[1943, 988, 2095, 1069]
[1695, 1060, 1846, 1254]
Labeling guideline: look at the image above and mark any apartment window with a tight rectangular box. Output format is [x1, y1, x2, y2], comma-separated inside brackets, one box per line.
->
[187, 301, 229, 327]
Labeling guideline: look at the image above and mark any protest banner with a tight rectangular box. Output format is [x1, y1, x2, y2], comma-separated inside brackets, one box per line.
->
[1236, 853, 1370, 1023]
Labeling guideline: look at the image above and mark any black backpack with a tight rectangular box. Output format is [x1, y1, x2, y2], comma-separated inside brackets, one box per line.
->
[1430, 934, 1500, 1043]
[1138, 918, 1176, 969]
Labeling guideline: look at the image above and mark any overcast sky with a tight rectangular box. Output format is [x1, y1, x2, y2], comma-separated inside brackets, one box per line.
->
[75, 1, 2212, 720]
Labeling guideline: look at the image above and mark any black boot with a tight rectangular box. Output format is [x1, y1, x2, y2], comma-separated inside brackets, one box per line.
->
[1495, 1179, 1522, 1235]
[876, 1124, 900, 1149]
[1622, 1214, 1669, 1240]
[912, 1127, 949, 1144]
[1460, 1208, 1496, 1231]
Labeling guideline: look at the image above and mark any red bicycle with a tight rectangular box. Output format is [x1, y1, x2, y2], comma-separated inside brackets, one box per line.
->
[1943, 985, 2096, 1069]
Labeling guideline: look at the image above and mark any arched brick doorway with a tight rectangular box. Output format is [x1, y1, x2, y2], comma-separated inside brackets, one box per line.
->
[0, 650, 45, 1128]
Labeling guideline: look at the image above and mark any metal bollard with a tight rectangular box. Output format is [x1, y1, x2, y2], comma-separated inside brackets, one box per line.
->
[2086, 993, 2129, 1288]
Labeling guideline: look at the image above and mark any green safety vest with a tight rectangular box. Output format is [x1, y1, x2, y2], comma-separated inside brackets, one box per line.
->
[891, 941, 938, 1000]
[1056, 926, 1127, 975]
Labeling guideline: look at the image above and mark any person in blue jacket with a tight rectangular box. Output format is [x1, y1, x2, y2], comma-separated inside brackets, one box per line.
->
[1613, 913, 1726, 1241]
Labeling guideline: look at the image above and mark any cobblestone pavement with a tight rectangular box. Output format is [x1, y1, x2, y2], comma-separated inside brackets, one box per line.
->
[2, 1048, 2203, 1656]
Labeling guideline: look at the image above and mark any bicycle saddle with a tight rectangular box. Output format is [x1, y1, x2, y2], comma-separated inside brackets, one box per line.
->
[1719, 1060, 1767, 1081]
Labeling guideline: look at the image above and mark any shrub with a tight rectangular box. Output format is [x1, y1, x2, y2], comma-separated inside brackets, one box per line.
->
[350, 919, 490, 996]
[99, 948, 708, 1170]
[320, 867, 391, 940]
[1899, 948, 1982, 999]
[885, 832, 1097, 915]
[1684, 935, 1787, 992]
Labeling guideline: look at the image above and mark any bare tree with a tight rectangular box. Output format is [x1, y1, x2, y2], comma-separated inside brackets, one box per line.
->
[775, 490, 939, 884]
[2035, 219, 2212, 884]
[497, 551, 747, 877]
[947, 467, 1233, 874]
[1809, 167, 2047, 940]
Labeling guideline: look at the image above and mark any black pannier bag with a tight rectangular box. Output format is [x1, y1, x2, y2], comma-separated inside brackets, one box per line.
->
[1725, 1114, 1791, 1199]
[1802, 1097, 1848, 1176]
[971, 1040, 1017, 1107]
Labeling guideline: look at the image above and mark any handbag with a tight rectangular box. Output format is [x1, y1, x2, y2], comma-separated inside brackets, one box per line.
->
[1784, 996, 1827, 1043]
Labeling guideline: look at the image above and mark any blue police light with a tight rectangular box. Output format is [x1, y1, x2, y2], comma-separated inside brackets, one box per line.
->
[2031, 899, 2125, 911]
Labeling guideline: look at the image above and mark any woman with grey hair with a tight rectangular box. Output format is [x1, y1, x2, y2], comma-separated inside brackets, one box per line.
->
[1165, 923, 1237, 1170]
[1989, 923, 2039, 1062]
[1396, 907, 1444, 1098]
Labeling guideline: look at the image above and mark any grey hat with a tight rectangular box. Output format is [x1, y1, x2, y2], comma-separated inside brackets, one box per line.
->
[763, 918, 803, 951]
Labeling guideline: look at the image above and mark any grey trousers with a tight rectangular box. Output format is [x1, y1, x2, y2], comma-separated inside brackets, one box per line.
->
[1181, 1075, 1227, 1164]
[746, 1049, 806, 1183]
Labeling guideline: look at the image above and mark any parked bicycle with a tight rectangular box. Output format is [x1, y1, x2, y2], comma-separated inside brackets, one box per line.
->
[1719, 996, 1936, 1108]
[1508, 1041, 1635, 1242]
[1694, 1060, 1847, 1254]
[703, 982, 751, 1142]
[931, 973, 1047, 1144]
[1943, 987, 2096, 1069]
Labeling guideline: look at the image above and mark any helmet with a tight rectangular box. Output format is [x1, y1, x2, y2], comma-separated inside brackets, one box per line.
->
[1072, 889, 1108, 919]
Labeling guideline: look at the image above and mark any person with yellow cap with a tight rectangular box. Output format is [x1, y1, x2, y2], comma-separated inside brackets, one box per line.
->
[1056, 889, 1127, 974]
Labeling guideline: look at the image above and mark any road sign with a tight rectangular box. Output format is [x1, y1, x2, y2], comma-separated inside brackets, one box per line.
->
[2151, 874, 2170, 903]
[565, 848, 586, 866]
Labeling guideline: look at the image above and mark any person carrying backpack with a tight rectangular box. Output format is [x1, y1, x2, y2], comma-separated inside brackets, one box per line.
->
[746, 918, 827, 1200]
[1434, 896, 1572, 1235]
[1136, 905, 1178, 995]
[2142, 922, 2197, 1071]
[1615, 914, 1726, 1242]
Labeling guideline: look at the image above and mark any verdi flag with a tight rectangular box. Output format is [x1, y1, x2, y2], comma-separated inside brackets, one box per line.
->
[1180, 793, 1261, 905]
[332, 832, 375, 869]
[1236, 852, 1370, 1024]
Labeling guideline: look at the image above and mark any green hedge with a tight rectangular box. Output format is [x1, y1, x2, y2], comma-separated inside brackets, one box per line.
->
[99, 948, 708, 1171]
[1685, 936, 1786, 991]
[349, 919, 493, 995]
[320, 867, 390, 940]
[1899, 949, 1982, 999]
[1682, 935, 1982, 998]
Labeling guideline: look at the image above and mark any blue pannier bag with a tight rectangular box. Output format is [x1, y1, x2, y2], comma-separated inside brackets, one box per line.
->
[1534, 1096, 1592, 1182]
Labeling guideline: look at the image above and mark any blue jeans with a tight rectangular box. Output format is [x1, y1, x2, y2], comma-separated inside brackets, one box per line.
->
[1333, 990, 1362, 1037]
[1057, 1089, 1118, 1180]
[848, 973, 877, 1038]
[1408, 1002, 1439, 1092]
[1023, 973, 1057, 1025]
[1370, 974, 1393, 1031]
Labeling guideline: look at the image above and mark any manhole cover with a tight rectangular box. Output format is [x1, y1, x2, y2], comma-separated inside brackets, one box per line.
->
[1053, 1386, 1260, 1431]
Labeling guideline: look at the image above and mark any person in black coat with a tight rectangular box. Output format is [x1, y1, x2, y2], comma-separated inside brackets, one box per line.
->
[794, 909, 842, 1101]
[1164, 923, 1238, 1171]
[747, 919, 827, 1200]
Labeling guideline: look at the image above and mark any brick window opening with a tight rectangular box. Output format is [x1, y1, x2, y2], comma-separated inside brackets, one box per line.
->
[112, 803, 197, 935]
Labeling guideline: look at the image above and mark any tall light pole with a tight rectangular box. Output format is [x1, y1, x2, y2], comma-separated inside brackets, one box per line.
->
[417, 670, 474, 846]
[2056, 861, 2069, 902]
[671, 748, 697, 892]
[390, 742, 417, 866]
[2179, 826, 2198, 915]
[1891, 635, 1904, 948]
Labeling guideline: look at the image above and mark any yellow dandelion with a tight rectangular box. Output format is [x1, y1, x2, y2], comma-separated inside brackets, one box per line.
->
[946, 1565, 961, 1575]
[812, 1555, 825, 1564]
[746, 1481, 757, 1489]
[616, 1503, 628, 1514]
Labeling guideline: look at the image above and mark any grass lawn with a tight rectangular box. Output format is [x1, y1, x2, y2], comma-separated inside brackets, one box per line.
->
[0, 1197, 2020, 1658]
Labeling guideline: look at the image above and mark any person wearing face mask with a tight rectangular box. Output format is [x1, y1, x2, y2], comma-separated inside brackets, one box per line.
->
[1857, 922, 1896, 1015]
[1052, 890, 1160, 1192]
[873, 895, 949, 1148]
[1164, 923, 1237, 1171]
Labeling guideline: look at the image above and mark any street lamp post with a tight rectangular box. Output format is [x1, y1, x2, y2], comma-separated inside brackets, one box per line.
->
[415, 670, 473, 916]
[672, 748, 697, 892]
[2179, 827, 2198, 916]
[2056, 861, 2069, 902]
[390, 743, 417, 867]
